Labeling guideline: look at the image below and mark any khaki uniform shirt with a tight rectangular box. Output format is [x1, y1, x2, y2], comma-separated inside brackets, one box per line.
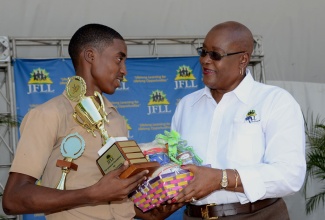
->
[10, 92, 135, 220]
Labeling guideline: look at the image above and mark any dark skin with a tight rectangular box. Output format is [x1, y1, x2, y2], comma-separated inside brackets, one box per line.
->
[3, 162, 147, 214]
[3, 39, 179, 219]
[171, 21, 253, 203]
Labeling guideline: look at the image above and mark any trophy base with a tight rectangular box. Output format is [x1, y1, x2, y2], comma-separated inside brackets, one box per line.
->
[120, 161, 160, 179]
[56, 159, 78, 171]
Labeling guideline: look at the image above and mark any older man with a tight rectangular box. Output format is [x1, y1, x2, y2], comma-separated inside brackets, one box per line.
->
[171, 21, 306, 220]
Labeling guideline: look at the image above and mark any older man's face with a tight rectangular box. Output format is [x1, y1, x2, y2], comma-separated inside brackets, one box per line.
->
[199, 28, 246, 95]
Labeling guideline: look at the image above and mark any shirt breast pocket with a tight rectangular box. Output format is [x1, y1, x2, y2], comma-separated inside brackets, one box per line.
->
[227, 121, 264, 166]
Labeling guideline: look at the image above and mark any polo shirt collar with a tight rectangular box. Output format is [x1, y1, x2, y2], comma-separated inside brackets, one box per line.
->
[189, 86, 214, 107]
[232, 69, 254, 104]
[190, 69, 255, 106]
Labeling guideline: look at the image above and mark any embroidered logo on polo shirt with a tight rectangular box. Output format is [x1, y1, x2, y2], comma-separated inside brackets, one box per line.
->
[245, 110, 260, 123]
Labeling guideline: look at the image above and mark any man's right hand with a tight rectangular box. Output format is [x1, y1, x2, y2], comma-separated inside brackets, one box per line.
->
[89, 161, 148, 202]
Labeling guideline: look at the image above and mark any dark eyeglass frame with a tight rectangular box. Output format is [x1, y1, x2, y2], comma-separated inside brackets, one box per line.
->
[196, 47, 246, 61]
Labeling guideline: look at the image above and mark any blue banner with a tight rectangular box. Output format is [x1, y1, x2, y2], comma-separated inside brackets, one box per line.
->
[14, 57, 204, 143]
[14, 57, 203, 220]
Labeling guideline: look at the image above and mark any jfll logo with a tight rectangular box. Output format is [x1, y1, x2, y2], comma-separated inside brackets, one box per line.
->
[106, 154, 114, 164]
[123, 116, 133, 139]
[147, 90, 171, 115]
[27, 68, 54, 94]
[116, 76, 129, 91]
[174, 65, 198, 89]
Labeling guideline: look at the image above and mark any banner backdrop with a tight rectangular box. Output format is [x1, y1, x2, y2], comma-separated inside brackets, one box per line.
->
[14, 57, 204, 143]
[14, 57, 203, 220]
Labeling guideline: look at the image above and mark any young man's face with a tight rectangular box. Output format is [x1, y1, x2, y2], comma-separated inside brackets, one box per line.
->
[91, 39, 127, 95]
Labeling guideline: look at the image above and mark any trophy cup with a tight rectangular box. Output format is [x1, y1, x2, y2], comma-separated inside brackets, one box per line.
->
[66, 76, 159, 179]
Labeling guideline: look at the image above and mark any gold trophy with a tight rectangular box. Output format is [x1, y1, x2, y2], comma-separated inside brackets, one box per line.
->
[66, 75, 109, 143]
[65, 76, 159, 179]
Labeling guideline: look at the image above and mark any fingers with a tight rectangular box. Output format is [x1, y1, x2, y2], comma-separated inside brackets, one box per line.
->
[129, 170, 148, 184]
[156, 204, 171, 213]
[111, 161, 130, 176]
[171, 182, 198, 203]
[181, 164, 197, 173]
[122, 169, 149, 192]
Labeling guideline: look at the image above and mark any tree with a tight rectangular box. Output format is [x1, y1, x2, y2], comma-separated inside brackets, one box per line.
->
[304, 114, 325, 214]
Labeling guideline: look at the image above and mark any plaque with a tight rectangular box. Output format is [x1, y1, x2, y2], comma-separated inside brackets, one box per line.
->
[96, 139, 160, 179]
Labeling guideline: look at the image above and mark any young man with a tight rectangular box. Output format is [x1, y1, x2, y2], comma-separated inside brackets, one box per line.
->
[171, 21, 306, 220]
[3, 24, 180, 220]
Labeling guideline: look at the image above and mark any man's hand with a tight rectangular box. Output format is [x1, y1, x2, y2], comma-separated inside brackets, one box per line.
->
[171, 164, 219, 203]
[90, 161, 148, 202]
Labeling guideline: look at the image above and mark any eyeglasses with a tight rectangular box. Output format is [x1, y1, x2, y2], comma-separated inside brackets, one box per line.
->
[196, 47, 246, 61]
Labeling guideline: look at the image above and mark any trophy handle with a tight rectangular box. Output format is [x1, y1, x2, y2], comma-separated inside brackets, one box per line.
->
[97, 121, 110, 144]
[94, 91, 109, 123]
[73, 110, 97, 137]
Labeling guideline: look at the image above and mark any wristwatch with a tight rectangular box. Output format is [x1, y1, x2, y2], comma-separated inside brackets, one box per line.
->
[220, 169, 228, 189]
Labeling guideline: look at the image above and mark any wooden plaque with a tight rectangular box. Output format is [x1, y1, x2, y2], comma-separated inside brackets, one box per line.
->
[96, 140, 160, 178]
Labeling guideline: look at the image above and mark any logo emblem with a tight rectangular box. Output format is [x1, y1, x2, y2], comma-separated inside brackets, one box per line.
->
[148, 90, 170, 105]
[245, 110, 260, 123]
[106, 154, 114, 164]
[28, 68, 53, 84]
[147, 90, 171, 115]
[174, 65, 198, 89]
[27, 68, 55, 94]
[175, 65, 196, 80]
[116, 76, 129, 90]
[124, 116, 132, 130]
[123, 116, 133, 139]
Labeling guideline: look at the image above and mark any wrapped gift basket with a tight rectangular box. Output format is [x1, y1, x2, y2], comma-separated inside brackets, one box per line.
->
[130, 167, 193, 212]
[131, 130, 203, 212]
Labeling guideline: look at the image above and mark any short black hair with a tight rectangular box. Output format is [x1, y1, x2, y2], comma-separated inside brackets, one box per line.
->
[68, 23, 124, 68]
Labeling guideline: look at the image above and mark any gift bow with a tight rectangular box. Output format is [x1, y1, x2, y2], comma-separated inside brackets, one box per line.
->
[155, 130, 203, 165]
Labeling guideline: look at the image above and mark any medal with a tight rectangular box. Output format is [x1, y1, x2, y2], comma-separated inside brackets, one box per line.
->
[66, 76, 86, 102]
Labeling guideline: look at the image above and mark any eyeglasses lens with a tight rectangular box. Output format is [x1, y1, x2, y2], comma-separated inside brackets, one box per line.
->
[197, 48, 222, 61]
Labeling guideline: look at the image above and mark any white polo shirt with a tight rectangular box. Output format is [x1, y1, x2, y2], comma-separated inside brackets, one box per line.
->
[171, 70, 306, 205]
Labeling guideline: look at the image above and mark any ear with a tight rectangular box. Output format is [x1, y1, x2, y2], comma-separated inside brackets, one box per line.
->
[239, 53, 250, 69]
[84, 48, 95, 64]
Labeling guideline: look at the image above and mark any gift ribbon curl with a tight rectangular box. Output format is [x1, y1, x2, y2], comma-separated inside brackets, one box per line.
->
[155, 130, 202, 165]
